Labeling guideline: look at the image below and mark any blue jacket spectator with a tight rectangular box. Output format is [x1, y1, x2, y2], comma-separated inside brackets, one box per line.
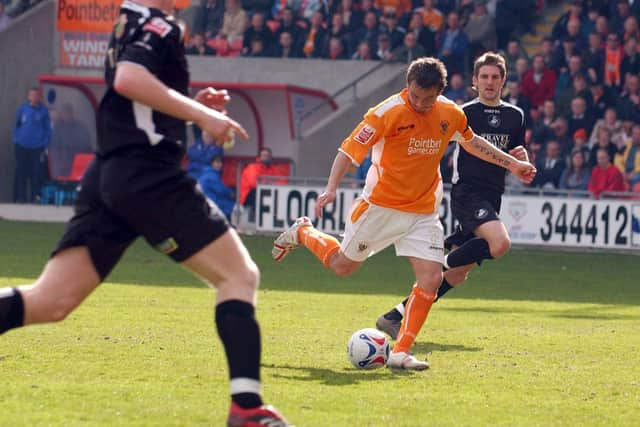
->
[199, 156, 235, 220]
[438, 11, 468, 75]
[187, 132, 223, 179]
[13, 87, 51, 203]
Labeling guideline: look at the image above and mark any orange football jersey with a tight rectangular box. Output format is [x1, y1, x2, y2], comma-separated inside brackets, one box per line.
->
[340, 88, 474, 214]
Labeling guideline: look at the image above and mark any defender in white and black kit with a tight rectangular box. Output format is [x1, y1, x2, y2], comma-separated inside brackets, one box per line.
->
[0, 1, 291, 425]
[377, 53, 534, 340]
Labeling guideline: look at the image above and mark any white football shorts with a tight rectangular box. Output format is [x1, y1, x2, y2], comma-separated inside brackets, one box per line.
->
[340, 198, 444, 264]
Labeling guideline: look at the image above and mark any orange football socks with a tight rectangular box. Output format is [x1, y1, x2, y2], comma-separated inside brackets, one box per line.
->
[394, 286, 435, 353]
[297, 225, 340, 268]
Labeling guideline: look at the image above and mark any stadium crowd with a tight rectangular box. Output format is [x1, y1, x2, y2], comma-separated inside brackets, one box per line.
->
[6, 0, 640, 202]
[179, 0, 640, 195]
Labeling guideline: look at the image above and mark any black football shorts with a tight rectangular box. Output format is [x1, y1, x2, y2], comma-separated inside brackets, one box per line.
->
[444, 182, 502, 250]
[52, 148, 229, 280]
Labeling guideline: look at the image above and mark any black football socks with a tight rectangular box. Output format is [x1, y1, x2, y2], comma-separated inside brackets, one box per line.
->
[215, 300, 263, 409]
[444, 237, 492, 269]
[0, 288, 24, 335]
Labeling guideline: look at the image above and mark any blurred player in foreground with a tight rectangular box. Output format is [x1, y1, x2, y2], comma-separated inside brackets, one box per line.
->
[377, 52, 530, 340]
[0, 1, 291, 426]
[272, 57, 536, 370]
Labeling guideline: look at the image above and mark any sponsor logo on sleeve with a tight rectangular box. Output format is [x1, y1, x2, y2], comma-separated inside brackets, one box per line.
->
[143, 17, 173, 38]
[354, 124, 376, 145]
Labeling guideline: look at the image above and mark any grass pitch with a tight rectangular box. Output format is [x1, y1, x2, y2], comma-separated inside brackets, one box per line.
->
[1, 220, 639, 426]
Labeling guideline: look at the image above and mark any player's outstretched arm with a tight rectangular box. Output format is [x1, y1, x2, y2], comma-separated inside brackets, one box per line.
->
[509, 145, 529, 162]
[315, 151, 353, 218]
[460, 135, 536, 184]
[114, 62, 248, 141]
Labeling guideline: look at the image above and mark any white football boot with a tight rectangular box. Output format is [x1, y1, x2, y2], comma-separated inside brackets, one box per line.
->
[272, 216, 312, 261]
[386, 351, 429, 370]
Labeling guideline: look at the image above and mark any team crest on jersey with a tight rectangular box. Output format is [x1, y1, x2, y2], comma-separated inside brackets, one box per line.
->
[354, 124, 375, 145]
[440, 120, 449, 134]
[358, 242, 368, 252]
[488, 114, 501, 128]
[475, 208, 488, 219]
[143, 17, 172, 38]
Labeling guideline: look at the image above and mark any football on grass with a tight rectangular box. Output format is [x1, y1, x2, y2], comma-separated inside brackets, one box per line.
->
[347, 328, 390, 369]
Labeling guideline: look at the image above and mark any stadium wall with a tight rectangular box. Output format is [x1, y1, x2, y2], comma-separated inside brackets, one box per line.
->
[0, 1, 56, 202]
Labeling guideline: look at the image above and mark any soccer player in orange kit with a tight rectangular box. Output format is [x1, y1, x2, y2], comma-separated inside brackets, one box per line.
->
[272, 57, 536, 370]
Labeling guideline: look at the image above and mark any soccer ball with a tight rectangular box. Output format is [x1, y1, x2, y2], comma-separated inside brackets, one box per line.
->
[347, 328, 390, 369]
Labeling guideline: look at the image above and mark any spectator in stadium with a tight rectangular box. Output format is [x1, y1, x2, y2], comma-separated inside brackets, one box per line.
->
[391, 31, 426, 64]
[532, 140, 565, 189]
[199, 155, 236, 220]
[557, 72, 591, 118]
[551, 0, 584, 42]
[566, 18, 586, 51]
[406, 11, 436, 55]
[621, 37, 640, 81]
[559, 148, 591, 192]
[219, 0, 248, 42]
[582, 32, 604, 81]
[622, 15, 640, 42]
[611, 0, 633, 34]
[502, 39, 528, 76]
[615, 124, 640, 188]
[272, 30, 303, 57]
[443, 72, 467, 103]
[590, 107, 625, 149]
[0, 2, 11, 30]
[242, 36, 269, 56]
[324, 36, 348, 59]
[464, 0, 496, 59]
[550, 36, 579, 75]
[302, 10, 328, 58]
[567, 96, 593, 137]
[589, 127, 619, 168]
[274, 7, 303, 50]
[616, 73, 640, 122]
[521, 54, 557, 109]
[570, 128, 591, 164]
[336, 0, 361, 29]
[438, 11, 469, 76]
[374, 0, 411, 20]
[352, 10, 381, 55]
[376, 33, 395, 62]
[240, 147, 287, 222]
[13, 86, 50, 203]
[514, 57, 529, 82]
[271, 56, 536, 371]
[531, 99, 556, 145]
[415, 0, 444, 33]
[352, 40, 376, 60]
[589, 148, 626, 197]
[550, 117, 571, 153]
[555, 54, 584, 98]
[242, 13, 275, 56]
[590, 80, 614, 120]
[187, 131, 223, 179]
[594, 14, 609, 42]
[48, 103, 92, 179]
[185, 32, 217, 56]
[539, 37, 555, 68]
[602, 32, 624, 89]
[194, 0, 225, 39]
[379, 12, 406, 51]
[324, 12, 353, 57]
[503, 77, 530, 124]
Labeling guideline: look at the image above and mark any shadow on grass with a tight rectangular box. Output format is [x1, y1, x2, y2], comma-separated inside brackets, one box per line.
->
[411, 341, 483, 354]
[262, 363, 417, 385]
[441, 304, 640, 321]
[3, 221, 640, 306]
